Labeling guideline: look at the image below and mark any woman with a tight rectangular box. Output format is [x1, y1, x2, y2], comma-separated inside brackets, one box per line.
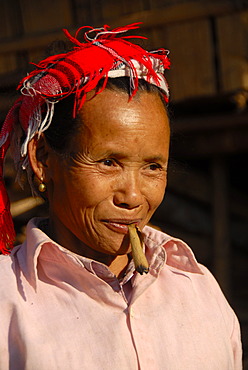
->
[0, 23, 242, 369]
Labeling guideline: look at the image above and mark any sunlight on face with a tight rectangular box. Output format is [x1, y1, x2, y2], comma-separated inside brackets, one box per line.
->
[47, 89, 170, 256]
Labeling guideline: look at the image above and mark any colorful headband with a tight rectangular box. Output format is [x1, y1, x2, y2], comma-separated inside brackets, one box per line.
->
[0, 22, 170, 254]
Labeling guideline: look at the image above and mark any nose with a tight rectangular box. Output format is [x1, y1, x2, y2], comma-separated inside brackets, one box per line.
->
[113, 171, 144, 209]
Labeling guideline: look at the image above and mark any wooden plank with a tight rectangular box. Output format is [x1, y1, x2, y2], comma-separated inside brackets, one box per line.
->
[0, 0, 23, 75]
[0, 56, 17, 75]
[167, 162, 248, 220]
[212, 157, 231, 297]
[0, 0, 74, 72]
[84, 0, 104, 25]
[165, 19, 216, 101]
[0, 1, 16, 39]
[150, 25, 169, 50]
[11, 197, 44, 218]
[0, 30, 66, 55]
[70, 0, 92, 26]
[122, 0, 147, 15]
[171, 125, 248, 157]
[217, 10, 248, 92]
[91, 0, 149, 23]
[110, 0, 236, 28]
[172, 90, 248, 117]
[0, 1, 237, 55]
[172, 109, 248, 133]
[167, 162, 210, 204]
[101, 0, 125, 24]
[20, 0, 72, 34]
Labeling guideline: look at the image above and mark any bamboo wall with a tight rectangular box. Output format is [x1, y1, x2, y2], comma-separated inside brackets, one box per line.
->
[1, 0, 248, 104]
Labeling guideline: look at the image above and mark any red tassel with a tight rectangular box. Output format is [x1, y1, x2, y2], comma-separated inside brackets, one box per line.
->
[0, 205, 15, 255]
[0, 156, 15, 254]
[0, 100, 21, 253]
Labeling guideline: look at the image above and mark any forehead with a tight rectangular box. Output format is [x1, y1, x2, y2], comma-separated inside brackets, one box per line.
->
[69, 89, 170, 161]
[79, 89, 169, 133]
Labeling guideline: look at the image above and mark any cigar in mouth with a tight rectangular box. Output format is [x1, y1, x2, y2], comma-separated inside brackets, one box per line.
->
[128, 223, 149, 275]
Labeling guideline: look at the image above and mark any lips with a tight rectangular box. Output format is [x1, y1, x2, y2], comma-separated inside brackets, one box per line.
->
[102, 219, 141, 234]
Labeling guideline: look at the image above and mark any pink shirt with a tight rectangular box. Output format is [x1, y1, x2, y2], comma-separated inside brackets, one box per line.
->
[0, 218, 242, 369]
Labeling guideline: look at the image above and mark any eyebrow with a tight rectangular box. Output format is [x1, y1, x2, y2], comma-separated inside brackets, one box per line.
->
[102, 151, 168, 163]
[143, 156, 168, 163]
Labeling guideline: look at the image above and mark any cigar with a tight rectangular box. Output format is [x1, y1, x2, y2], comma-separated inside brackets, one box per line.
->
[128, 223, 149, 275]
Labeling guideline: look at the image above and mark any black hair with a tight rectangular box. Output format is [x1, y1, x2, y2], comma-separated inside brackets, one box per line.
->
[44, 77, 168, 154]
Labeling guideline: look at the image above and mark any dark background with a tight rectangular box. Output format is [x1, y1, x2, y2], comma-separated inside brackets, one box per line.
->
[1, 0, 247, 366]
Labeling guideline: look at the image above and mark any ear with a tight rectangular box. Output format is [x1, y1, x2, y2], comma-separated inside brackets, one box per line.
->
[28, 134, 50, 182]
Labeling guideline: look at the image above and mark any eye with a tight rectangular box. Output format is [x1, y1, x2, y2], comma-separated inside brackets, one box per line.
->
[102, 159, 116, 166]
[148, 163, 163, 171]
[97, 158, 121, 174]
[98, 158, 119, 168]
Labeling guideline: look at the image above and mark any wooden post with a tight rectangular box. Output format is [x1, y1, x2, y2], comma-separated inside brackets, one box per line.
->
[212, 157, 231, 298]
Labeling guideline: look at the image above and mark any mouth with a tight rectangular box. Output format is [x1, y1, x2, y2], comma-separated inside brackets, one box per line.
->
[102, 219, 141, 234]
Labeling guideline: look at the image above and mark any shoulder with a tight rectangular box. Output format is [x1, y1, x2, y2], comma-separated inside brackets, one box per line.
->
[144, 226, 239, 321]
[195, 263, 238, 321]
[0, 246, 23, 299]
[0, 253, 14, 278]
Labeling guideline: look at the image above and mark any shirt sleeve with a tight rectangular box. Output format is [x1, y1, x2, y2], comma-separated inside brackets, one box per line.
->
[231, 311, 243, 370]
[199, 264, 243, 369]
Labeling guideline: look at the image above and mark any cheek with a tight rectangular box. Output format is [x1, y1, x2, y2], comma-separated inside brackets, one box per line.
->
[147, 179, 167, 210]
[67, 173, 113, 209]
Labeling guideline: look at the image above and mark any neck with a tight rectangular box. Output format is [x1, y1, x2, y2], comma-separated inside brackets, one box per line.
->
[44, 217, 130, 278]
[108, 254, 130, 278]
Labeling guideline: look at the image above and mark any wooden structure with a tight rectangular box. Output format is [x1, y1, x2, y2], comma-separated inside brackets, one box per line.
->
[1, 0, 248, 363]
[1, 1, 248, 98]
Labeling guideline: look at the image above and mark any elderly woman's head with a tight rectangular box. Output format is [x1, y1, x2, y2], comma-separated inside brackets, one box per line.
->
[0, 23, 170, 262]
[28, 78, 170, 261]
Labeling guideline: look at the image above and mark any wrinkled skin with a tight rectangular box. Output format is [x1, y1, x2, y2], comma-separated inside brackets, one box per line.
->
[29, 89, 170, 276]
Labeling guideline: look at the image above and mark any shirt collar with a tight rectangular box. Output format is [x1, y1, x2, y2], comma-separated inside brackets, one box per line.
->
[12, 217, 203, 289]
[143, 225, 203, 275]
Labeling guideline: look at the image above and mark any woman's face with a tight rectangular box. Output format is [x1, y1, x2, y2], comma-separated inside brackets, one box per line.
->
[46, 89, 170, 256]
